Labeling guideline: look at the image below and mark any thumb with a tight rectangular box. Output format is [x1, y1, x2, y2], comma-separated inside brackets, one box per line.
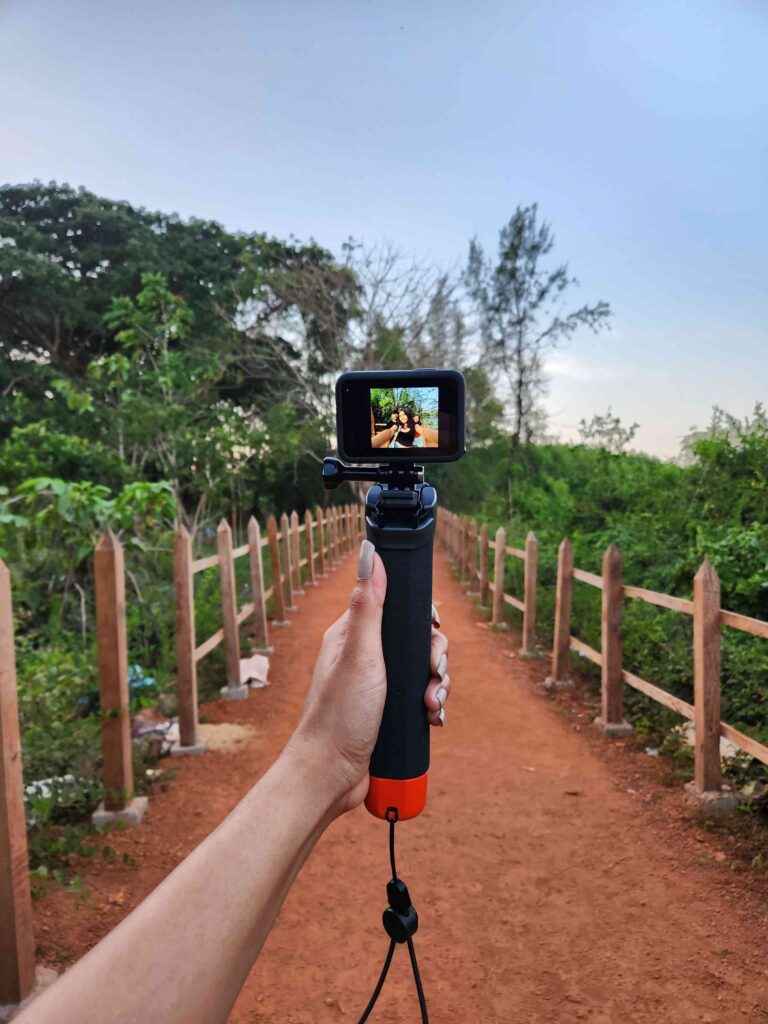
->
[344, 539, 387, 659]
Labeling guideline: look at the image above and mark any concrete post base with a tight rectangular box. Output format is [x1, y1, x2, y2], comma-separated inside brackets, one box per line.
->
[170, 740, 208, 757]
[293, 589, 306, 597]
[544, 676, 574, 692]
[271, 620, 291, 628]
[92, 796, 148, 828]
[285, 605, 298, 613]
[0, 967, 59, 1023]
[304, 581, 318, 587]
[250, 646, 274, 656]
[519, 647, 541, 660]
[220, 684, 249, 701]
[684, 781, 739, 813]
[593, 716, 634, 737]
[467, 589, 481, 598]
[491, 622, 509, 632]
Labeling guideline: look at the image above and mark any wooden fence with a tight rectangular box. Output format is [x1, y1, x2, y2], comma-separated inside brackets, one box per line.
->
[441, 510, 768, 799]
[0, 503, 361, 1007]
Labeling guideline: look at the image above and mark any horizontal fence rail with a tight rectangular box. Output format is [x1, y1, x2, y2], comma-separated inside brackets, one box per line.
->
[441, 510, 768, 800]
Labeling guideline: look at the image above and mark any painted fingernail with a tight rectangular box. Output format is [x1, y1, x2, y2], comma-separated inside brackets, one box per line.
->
[436, 652, 448, 680]
[431, 603, 441, 628]
[435, 686, 447, 707]
[357, 539, 375, 580]
[438, 708, 446, 727]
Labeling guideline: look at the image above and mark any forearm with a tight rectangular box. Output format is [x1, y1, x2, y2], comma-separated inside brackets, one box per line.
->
[21, 742, 340, 1024]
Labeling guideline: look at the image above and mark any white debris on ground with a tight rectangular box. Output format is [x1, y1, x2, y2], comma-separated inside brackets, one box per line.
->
[680, 721, 740, 759]
[239, 653, 269, 688]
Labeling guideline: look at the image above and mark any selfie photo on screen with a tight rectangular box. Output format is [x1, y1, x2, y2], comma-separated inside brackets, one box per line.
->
[369, 387, 439, 450]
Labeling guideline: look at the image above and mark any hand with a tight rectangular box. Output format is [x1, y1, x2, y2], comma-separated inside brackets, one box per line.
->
[289, 540, 450, 816]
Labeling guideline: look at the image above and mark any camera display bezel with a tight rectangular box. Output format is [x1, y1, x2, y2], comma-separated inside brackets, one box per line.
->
[335, 368, 466, 464]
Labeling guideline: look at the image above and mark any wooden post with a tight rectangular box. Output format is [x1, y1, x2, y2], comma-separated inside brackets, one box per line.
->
[548, 538, 574, 687]
[520, 531, 539, 657]
[267, 515, 289, 625]
[173, 527, 203, 750]
[280, 512, 296, 609]
[331, 507, 338, 563]
[479, 525, 490, 605]
[218, 520, 248, 699]
[93, 530, 146, 823]
[316, 508, 326, 577]
[457, 518, 466, 582]
[596, 544, 631, 735]
[304, 510, 316, 586]
[692, 561, 722, 793]
[290, 511, 304, 594]
[491, 527, 507, 629]
[247, 517, 271, 652]
[0, 561, 35, 1006]
[466, 520, 480, 594]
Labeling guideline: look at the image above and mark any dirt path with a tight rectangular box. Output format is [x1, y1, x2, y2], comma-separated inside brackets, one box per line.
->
[36, 550, 768, 1023]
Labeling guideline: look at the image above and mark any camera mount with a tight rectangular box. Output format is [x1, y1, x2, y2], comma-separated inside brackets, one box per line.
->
[322, 456, 424, 490]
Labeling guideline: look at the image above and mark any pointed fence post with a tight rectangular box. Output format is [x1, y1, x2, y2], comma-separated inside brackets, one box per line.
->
[304, 510, 317, 586]
[467, 520, 480, 596]
[479, 525, 490, 605]
[331, 507, 339, 564]
[280, 512, 297, 610]
[290, 511, 304, 595]
[247, 517, 272, 653]
[92, 530, 147, 825]
[686, 561, 728, 802]
[457, 518, 467, 582]
[520, 531, 540, 658]
[172, 527, 206, 753]
[595, 544, 631, 736]
[491, 527, 508, 630]
[217, 520, 248, 700]
[316, 508, 326, 577]
[267, 515, 289, 626]
[546, 538, 574, 690]
[0, 561, 35, 1006]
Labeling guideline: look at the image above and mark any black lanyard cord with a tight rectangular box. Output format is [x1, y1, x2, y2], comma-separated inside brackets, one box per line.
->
[356, 813, 429, 1024]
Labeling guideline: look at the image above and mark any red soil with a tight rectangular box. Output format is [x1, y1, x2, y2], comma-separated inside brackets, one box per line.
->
[34, 550, 768, 1023]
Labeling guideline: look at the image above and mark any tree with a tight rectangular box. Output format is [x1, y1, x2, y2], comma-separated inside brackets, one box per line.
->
[340, 240, 454, 370]
[0, 183, 358, 434]
[578, 408, 639, 454]
[464, 204, 611, 446]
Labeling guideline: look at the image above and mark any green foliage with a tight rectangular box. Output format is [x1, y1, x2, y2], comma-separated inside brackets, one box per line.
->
[442, 420, 768, 747]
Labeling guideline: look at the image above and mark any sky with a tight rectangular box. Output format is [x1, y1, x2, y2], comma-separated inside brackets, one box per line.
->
[1, 0, 766, 457]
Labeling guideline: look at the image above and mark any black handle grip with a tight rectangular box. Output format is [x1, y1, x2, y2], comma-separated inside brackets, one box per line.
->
[364, 496, 435, 820]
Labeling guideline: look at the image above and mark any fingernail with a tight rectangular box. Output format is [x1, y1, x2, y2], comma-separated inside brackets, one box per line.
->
[357, 539, 375, 580]
[436, 652, 447, 680]
[435, 686, 447, 707]
[431, 603, 441, 628]
[438, 708, 446, 727]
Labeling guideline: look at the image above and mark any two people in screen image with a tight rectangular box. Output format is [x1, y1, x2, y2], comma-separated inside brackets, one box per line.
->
[371, 406, 438, 449]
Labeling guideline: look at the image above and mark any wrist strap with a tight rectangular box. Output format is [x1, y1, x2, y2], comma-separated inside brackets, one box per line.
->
[356, 812, 429, 1024]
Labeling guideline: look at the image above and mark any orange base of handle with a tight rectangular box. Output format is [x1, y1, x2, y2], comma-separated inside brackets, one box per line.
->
[365, 772, 428, 821]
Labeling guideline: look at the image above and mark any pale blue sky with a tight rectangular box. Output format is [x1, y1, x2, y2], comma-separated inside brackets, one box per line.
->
[1, 0, 766, 456]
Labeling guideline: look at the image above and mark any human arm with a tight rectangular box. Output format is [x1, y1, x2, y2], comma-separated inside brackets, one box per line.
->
[20, 541, 450, 1024]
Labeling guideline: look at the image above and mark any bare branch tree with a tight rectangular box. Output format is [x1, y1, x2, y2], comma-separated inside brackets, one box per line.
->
[464, 204, 611, 446]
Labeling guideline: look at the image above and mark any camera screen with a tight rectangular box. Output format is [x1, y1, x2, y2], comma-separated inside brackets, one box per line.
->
[370, 387, 440, 451]
[335, 369, 465, 463]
